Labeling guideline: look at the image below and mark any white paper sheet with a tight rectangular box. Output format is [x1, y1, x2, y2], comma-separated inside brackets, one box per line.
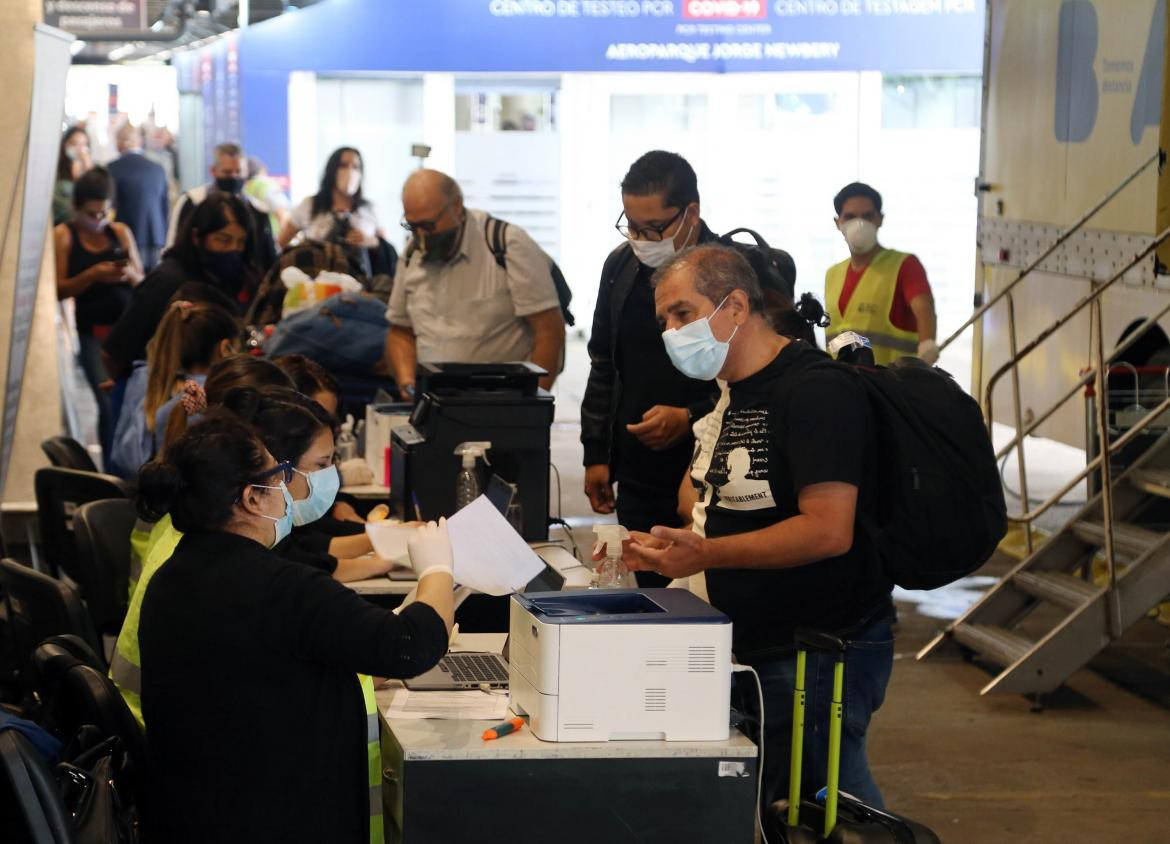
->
[446, 495, 546, 595]
[386, 689, 510, 720]
[365, 522, 413, 564]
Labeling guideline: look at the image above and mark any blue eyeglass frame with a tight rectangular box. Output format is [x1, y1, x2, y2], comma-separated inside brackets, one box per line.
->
[251, 460, 295, 487]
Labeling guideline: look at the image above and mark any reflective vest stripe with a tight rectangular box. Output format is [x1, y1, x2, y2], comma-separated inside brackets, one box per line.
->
[359, 673, 383, 844]
[824, 249, 918, 366]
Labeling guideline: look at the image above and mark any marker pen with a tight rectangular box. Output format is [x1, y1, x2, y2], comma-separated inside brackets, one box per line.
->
[482, 717, 524, 741]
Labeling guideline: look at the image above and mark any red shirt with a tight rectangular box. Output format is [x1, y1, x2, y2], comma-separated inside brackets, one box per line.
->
[839, 253, 931, 333]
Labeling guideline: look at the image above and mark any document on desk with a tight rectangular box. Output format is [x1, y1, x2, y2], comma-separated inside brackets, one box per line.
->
[365, 522, 413, 564]
[447, 495, 545, 595]
[386, 689, 510, 721]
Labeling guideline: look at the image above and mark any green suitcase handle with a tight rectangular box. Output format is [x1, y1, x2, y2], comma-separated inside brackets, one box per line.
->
[788, 630, 848, 838]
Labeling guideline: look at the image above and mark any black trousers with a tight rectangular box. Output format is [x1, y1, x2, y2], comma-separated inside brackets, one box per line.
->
[615, 479, 680, 588]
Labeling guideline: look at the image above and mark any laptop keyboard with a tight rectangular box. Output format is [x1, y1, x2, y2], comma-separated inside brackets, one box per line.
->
[444, 653, 509, 685]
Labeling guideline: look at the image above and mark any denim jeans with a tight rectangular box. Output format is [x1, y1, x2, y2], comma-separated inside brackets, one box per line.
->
[736, 619, 894, 811]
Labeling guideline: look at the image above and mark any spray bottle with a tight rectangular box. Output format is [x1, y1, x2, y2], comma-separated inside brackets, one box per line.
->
[336, 414, 358, 462]
[591, 524, 631, 589]
[453, 441, 492, 510]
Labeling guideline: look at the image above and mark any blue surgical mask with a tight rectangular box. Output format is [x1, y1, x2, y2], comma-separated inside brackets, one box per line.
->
[661, 296, 738, 381]
[254, 481, 294, 548]
[291, 465, 340, 526]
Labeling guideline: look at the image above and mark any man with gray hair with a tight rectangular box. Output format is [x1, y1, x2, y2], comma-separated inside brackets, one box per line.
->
[165, 141, 276, 271]
[385, 168, 565, 394]
[624, 244, 894, 813]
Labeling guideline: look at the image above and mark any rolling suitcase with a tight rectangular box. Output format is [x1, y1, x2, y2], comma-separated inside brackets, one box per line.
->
[764, 629, 941, 844]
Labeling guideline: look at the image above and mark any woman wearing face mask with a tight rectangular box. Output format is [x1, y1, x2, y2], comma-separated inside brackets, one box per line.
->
[279, 146, 383, 253]
[103, 191, 262, 380]
[136, 411, 453, 843]
[53, 125, 94, 225]
[53, 166, 145, 452]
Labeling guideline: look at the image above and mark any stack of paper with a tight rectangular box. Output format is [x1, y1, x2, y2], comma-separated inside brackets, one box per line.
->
[446, 496, 546, 595]
[386, 689, 510, 720]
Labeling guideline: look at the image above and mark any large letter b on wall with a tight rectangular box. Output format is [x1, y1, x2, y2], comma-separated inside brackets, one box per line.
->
[1055, 0, 1099, 143]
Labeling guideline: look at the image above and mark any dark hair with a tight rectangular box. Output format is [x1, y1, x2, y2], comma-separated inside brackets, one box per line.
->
[653, 244, 763, 312]
[311, 147, 368, 218]
[833, 182, 883, 216]
[768, 292, 827, 347]
[144, 301, 239, 432]
[171, 281, 239, 313]
[137, 409, 269, 533]
[166, 191, 259, 274]
[273, 355, 340, 401]
[72, 167, 114, 208]
[162, 354, 294, 450]
[620, 151, 699, 210]
[220, 386, 332, 466]
[57, 126, 87, 182]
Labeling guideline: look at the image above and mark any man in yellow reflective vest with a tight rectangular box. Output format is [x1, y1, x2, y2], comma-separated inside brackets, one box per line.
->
[824, 182, 938, 366]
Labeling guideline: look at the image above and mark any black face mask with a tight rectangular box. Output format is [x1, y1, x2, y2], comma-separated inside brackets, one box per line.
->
[214, 176, 245, 194]
[200, 247, 245, 287]
[421, 220, 464, 264]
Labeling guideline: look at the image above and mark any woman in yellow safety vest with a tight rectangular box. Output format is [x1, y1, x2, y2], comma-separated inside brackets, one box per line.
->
[135, 410, 454, 843]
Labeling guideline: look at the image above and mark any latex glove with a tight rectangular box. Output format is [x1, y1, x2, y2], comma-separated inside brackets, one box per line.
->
[406, 518, 454, 581]
[917, 339, 940, 365]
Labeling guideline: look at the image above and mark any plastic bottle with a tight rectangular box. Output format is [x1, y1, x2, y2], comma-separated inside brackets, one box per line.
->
[336, 414, 358, 462]
[591, 524, 631, 589]
[453, 441, 492, 510]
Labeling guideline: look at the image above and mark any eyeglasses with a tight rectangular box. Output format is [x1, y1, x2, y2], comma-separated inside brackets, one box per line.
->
[400, 205, 450, 235]
[251, 460, 294, 487]
[615, 208, 685, 242]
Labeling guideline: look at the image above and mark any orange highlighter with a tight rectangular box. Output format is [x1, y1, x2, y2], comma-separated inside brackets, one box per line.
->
[482, 717, 524, 741]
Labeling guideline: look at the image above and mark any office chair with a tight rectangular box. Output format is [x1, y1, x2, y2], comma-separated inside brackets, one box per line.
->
[72, 499, 136, 637]
[39, 436, 98, 474]
[0, 730, 75, 844]
[0, 559, 105, 701]
[33, 467, 129, 581]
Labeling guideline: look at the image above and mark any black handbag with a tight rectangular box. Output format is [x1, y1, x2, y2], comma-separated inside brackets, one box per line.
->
[57, 731, 139, 844]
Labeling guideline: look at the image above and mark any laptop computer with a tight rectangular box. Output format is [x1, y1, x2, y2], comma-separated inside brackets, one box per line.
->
[403, 476, 564, 691]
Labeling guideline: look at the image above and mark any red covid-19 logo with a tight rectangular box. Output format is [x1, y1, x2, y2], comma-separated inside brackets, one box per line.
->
[682, 0, 767, 18]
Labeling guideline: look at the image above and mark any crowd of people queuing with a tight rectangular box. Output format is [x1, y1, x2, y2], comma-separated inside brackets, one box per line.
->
[49, 121, 942, 840]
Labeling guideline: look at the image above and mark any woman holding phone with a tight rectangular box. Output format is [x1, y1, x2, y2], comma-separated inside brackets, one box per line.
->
[53, 166, 144, 451]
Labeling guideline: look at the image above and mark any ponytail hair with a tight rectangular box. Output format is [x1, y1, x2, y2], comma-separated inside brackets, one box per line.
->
[162, 353, 294, 452]
[144, 300, 239, 432]
[137, 409, 269, 533]
[765, 291, 829, 347]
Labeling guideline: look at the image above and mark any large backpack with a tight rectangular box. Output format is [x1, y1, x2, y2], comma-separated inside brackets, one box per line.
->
[483, 215, 576, 327]
[788, 354, 1007, 590]
[263, 292, 389, 374]
[715, 227, 797, 301]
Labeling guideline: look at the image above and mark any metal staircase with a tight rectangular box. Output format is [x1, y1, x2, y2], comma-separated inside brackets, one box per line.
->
[918, 150, 1170, 697]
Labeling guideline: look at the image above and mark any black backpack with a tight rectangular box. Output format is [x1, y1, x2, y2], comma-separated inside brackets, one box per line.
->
[789, 354, 1007, 590]
[716, 227, 797, 301]
[484, 215, 576, 327]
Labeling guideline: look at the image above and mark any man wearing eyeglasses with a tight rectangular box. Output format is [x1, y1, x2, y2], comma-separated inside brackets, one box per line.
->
[581, 151, 721, 586]
[385, 169, 565, 397]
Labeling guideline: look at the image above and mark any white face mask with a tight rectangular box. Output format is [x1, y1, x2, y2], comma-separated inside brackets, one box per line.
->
[339, 169, 361, 196]
[628, 216, 693, 269]
[661, 295, 738, 381]
[840, 218, 878, 255]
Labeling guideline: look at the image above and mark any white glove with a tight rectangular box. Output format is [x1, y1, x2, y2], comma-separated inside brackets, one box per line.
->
[917, 339, 940, 365]
[406, 518, 454, 581]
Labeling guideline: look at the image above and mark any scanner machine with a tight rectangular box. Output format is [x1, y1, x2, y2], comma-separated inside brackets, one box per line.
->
[508, 589, 732, 742]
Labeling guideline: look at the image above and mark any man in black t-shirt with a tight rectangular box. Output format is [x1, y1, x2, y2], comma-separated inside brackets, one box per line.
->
[625, 244, 894, 810]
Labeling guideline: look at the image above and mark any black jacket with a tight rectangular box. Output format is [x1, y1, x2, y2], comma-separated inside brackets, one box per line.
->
[580, 222, 719, 469]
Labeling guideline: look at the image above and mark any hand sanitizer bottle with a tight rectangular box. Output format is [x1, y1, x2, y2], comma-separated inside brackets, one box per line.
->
[591, 524, 631, 589]
[453, 441, 492, 510]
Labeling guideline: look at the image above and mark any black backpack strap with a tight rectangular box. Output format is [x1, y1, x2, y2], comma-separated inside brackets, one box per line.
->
[484, 215, 508, 270]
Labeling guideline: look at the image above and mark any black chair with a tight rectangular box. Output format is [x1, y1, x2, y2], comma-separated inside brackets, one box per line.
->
[72, 499, 136, 638]
[29, 636, 105, 716]
[0, 559, 104, 700]
[39, 436, 97, 474]
[0, 730, 75, 844]
[33, 467, 129, 581]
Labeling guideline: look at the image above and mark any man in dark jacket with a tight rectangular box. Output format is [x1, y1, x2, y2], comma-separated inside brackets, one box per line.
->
[106, 124, 170, 271]
[581, 152, 721, 585]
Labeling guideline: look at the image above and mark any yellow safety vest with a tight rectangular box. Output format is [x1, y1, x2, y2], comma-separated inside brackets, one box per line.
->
[112, 517, 384, 843]
[127, 516, 155, 600]
[824, 249, 919, 366]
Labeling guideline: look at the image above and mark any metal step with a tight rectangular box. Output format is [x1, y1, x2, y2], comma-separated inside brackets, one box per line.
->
[1012, 570, 1100, 610]
[1130, 468, 1170, 499]
[952, 622, 1033, 667]
[1070, 519, 1162, 557]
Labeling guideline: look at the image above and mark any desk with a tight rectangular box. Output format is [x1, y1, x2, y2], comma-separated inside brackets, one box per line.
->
[377, 634, 758, 844]
[340, 482, 390, 501]
[346, 545, 594, 597]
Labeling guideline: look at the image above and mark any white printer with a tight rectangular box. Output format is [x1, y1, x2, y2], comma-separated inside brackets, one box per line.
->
[508, 589, 732, 742]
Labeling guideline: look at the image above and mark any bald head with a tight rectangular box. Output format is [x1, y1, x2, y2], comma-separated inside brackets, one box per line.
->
[403, 169, 463, 213]
[116, 123, 143, 153]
